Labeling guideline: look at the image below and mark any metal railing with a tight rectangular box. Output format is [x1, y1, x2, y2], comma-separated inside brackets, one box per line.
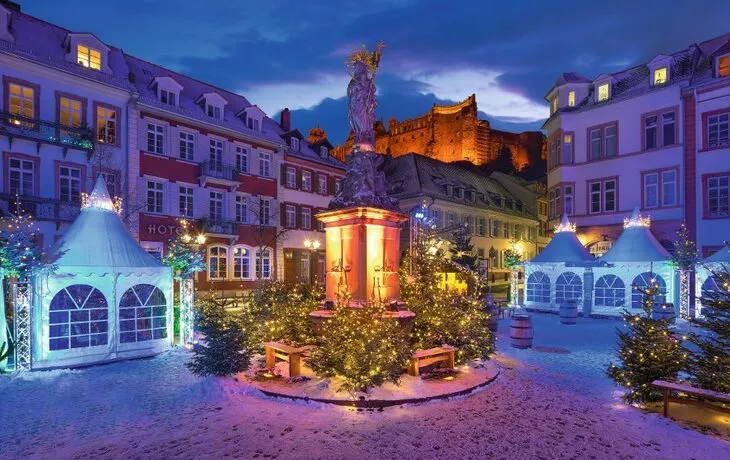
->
[0, 193, 81, 222]
[199, 161, 240, 181]
[200, 218, 238, 235]
[0, 111, 94, 153]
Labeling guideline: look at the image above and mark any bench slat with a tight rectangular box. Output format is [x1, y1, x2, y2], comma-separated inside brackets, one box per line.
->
[652, 380, 730, 403]
[263, 341, 300, 354]
[412, 346, 456, 359]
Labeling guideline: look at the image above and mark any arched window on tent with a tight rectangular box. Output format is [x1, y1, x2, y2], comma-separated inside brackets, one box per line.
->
[700, 274, 730, 312]
[208, 245, 228, 280]
[232, 245, 252, 280]
[555, 272, 582, 304]
[119, 284, 167, 343]
[631, 272, 666, 309]
[595, 274, 625, 308]
[526, 271, 550, 303]
[49, 284, 108, 351]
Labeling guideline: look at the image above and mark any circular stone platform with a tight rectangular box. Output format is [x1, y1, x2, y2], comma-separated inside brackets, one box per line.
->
[246, 360, 500, 408]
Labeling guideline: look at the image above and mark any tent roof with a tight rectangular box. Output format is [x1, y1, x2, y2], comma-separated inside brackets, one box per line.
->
[529, 215, 593, 263]
[601, 209, 670, 263]
[704, 245, 730, 264]
[49, 177, 164, 271]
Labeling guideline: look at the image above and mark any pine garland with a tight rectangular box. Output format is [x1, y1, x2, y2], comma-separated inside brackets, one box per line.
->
[607, 282, 685, 403]
[687, 269, 730, 393]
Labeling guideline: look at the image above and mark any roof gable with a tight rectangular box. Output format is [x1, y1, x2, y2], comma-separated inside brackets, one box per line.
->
[197, 91, 227, 107]
[63, 32, 110, 51]
[150, 76, 183, 92]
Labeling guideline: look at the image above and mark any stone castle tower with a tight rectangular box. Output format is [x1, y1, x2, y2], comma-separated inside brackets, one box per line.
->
[332, 94, 545, 170]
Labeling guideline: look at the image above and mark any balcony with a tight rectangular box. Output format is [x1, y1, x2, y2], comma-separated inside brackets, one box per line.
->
[0, 112, 94, 156]
[200, 218, 239, 237]
[199, 161, 240, 190]
[0, 193, 81, 223]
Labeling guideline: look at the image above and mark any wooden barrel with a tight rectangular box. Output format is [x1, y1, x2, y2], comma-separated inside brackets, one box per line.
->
[510, 314, 533, 349]
[487, 304, 499, 332]
[559, 300, 578, 325]
[651, 303, 675, 322]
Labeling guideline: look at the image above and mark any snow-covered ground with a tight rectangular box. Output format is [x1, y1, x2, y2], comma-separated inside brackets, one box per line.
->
[1, 312, 729, 459]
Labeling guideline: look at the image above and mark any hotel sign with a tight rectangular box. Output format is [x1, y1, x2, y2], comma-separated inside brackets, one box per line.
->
[589, 240, 613, 257]
[146, 224, 185, 236]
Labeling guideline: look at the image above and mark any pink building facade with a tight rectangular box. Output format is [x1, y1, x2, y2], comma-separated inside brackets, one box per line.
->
[544, 33, 730, 260]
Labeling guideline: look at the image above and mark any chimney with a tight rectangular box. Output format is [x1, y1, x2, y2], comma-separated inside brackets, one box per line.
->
[280, 108, 291, 132]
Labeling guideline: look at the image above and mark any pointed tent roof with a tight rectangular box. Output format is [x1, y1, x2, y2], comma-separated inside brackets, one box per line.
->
[601, 209, 670, 263]
[50, 176, 164, 271]
[530, 215, 593, 263]
[703, 244, 730, 264]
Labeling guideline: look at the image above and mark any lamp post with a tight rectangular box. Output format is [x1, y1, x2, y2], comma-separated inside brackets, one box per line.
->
[303, 238, 321, 284]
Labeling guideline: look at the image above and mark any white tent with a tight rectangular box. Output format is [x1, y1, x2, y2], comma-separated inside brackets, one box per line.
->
[696, 244, 730, 316]
[592, 209, 675, 316]
[524, 215, 594, 311]
[31, 177, 173, 369]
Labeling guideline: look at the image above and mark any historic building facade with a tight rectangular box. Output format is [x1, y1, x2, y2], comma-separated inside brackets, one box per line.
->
[332, 94, 545, 170]
[383, 154, 544, 280]
[277, 110, 345, 284]
[544, 33, 730, 259]
[0, 1, 132, 248]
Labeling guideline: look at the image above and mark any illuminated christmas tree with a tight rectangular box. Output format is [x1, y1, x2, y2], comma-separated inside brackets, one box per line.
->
[401, 230, 494, 362]
[308, 300, 410, 393]
[687, 269, 730, 393]
[607, 282, 685, 403]
[669, 222, 698, 318]
[187, 295, 252, 377]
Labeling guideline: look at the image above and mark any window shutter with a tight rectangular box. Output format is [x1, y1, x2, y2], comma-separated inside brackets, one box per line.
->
[164, 181, 175, 215]
[167, 125, 178, 158]
[295, 204, 302, 229]
[312, 172, 319, 194]
[193, 186, 206, 219]
[328, 176, 336, 195]
[280, 202, 287, 228]
[296, 168, 302, 190]
[136, 176, 147, 211]
[280, 163, 287, 186]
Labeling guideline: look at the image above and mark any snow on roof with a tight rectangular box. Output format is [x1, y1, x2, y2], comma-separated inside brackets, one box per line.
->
[704, 244, 730, 264]
[49, 177, 164, 271]
[529, 215, 593, 264]
[601, 209, 670, 263]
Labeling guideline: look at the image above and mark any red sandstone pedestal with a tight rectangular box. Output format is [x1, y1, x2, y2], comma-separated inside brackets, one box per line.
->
[310, 206, 415, 331]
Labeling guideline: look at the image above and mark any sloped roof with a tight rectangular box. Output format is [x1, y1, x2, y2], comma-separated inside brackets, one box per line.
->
[383, 153, 537, 218]
[704, 245, 730, 264]
[49, 177, 164, 271]
[601, 209, 670, 263]
[0, 8, 133, 90]
[530, 215, 593, 263]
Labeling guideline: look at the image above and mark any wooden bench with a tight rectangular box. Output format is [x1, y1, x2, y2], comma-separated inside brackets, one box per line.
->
[263, 342, 312, 377]
[408, 345, 457, 376]
[652, 380, 730, 417]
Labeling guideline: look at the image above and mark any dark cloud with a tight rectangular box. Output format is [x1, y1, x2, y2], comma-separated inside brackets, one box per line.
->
[25, 0, 730, 143]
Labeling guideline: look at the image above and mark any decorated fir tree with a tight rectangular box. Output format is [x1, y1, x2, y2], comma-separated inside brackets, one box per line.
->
[687, 269, 730, 393]
[607, 282, 685, 404]
[401, 231, 494, 362]
[187, 295, 253, 377]
[450, 224, 478, 270]
[162, 220, 206, 279]
[240, 280, 321, 350]
[669, 222, 698, 318]
[0, 213, 46, 278]
[308, 301, 411, 393]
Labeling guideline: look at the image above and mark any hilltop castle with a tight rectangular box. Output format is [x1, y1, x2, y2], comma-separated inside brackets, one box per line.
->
[332, 94, 545, 170]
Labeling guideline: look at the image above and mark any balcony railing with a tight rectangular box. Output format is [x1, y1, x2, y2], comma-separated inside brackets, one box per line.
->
[0, 193, 81, 222]
[201, 218, 238, 235]
[199, 161, 240, 182]
[0, 112, 95, 153]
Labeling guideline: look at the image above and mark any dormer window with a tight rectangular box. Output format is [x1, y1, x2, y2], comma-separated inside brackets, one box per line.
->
[718, 55, 729, 78]
[0, 5, 13, 43]
[160, 89, 176, 106]
[77, 45, 101, 70]
[653, 67, 668, 85]
[568, 91, 575, 107]
[291, 137, 300, 151]
[239, 105, 265, 132]
[207, 104, 221, 119]
[247, 118, 260, 130]
[320, 146, 329, 158]
[454, 187, 463, 199]
[597, 83, 610, 102]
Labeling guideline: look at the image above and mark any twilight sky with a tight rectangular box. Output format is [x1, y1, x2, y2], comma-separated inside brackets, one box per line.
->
[25, 0, 730, 143]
